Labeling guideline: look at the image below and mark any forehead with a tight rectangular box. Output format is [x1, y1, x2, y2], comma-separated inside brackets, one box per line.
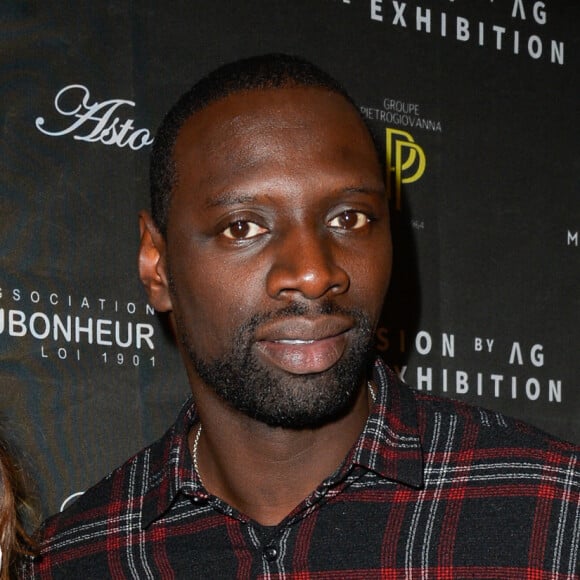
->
[171, 86, 381, 208]
[176, 85, 369, 144]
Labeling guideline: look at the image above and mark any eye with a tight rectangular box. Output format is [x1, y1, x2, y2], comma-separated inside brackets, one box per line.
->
[222, 220, 268, 240]
[328, 210, 370, 230]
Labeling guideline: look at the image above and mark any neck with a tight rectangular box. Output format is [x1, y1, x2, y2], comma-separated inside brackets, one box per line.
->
[189, 379, 373, 526]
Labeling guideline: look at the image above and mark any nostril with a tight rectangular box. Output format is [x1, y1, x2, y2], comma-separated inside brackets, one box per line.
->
[266, 250, 350, 301]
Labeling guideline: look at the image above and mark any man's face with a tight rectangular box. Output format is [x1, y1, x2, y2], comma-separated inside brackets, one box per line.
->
[159, 86, 392, 428]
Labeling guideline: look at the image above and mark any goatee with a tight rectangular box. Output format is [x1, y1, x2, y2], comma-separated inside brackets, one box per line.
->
[177, 301, 375, 429]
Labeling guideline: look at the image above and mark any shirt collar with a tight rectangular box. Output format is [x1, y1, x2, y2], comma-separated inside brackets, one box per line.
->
[141, 357, 423, 528]
[141, 396, 206, 528]
[347, 357, 423, 488]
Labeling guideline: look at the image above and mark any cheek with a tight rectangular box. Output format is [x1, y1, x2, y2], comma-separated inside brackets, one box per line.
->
[171, 261, 260, 340]
[356, 265, 391, 306]
[350, 247, 392, 313]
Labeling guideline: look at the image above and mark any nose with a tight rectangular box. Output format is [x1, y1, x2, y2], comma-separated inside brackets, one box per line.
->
[266, 228, 350, 301]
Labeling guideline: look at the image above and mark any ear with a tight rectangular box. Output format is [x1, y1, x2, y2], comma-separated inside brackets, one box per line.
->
[138, 211, 173, 312]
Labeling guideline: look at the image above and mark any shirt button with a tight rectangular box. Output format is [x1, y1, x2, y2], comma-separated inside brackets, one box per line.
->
[263, 545, 278, 562]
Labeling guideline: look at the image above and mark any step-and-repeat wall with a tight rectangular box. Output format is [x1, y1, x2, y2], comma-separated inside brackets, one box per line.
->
[1, 0, 578, 517]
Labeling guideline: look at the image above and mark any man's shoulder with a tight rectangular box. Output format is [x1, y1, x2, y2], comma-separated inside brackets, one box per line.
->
[40, 434, 159, 540]
[25, 451, 146, 577]
[27, 403, 194, 578]
[409, 385, 580, 462]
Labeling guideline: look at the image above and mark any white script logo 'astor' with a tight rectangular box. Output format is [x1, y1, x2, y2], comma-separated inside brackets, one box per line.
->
[35, 85, 153, 150]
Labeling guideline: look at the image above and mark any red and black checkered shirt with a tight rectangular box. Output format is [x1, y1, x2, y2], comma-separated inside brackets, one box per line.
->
[27, 358, 580, 578]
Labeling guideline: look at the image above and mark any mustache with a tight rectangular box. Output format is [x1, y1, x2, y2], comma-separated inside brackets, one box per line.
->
[237, 300, 372, 338]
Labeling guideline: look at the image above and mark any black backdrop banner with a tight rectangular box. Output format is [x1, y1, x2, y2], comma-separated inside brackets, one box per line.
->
[1, 0, 578, 517]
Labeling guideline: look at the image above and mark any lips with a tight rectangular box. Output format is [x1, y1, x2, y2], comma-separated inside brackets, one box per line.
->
[253, 316, 353, 375]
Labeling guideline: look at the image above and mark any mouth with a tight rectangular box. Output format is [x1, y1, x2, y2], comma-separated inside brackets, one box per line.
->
[253, 316, 353, 375]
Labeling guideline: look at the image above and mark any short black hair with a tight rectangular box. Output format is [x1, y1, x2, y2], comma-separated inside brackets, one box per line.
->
[150, 53, 365, 236]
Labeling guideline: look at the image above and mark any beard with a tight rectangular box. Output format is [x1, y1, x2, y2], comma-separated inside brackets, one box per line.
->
[176, 301, 375, 429]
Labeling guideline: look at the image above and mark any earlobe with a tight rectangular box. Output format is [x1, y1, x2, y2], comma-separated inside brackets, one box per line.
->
[138, 211, 173, 312]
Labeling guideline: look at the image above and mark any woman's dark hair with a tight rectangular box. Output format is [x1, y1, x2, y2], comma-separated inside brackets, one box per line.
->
[0, 441, 37, 578]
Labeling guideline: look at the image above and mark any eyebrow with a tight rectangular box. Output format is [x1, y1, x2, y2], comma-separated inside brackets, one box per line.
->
[204, 184, 385, 209]
[205, 191, 256, 209]
[342, 185, 385, 197]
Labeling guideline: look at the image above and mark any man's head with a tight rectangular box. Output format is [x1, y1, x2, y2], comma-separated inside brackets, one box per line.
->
[150, 53, 370, 237]
[140, 54, 392, 429]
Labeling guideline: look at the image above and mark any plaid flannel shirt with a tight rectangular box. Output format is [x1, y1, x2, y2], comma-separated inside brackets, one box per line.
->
[27, 358, 580, 578]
